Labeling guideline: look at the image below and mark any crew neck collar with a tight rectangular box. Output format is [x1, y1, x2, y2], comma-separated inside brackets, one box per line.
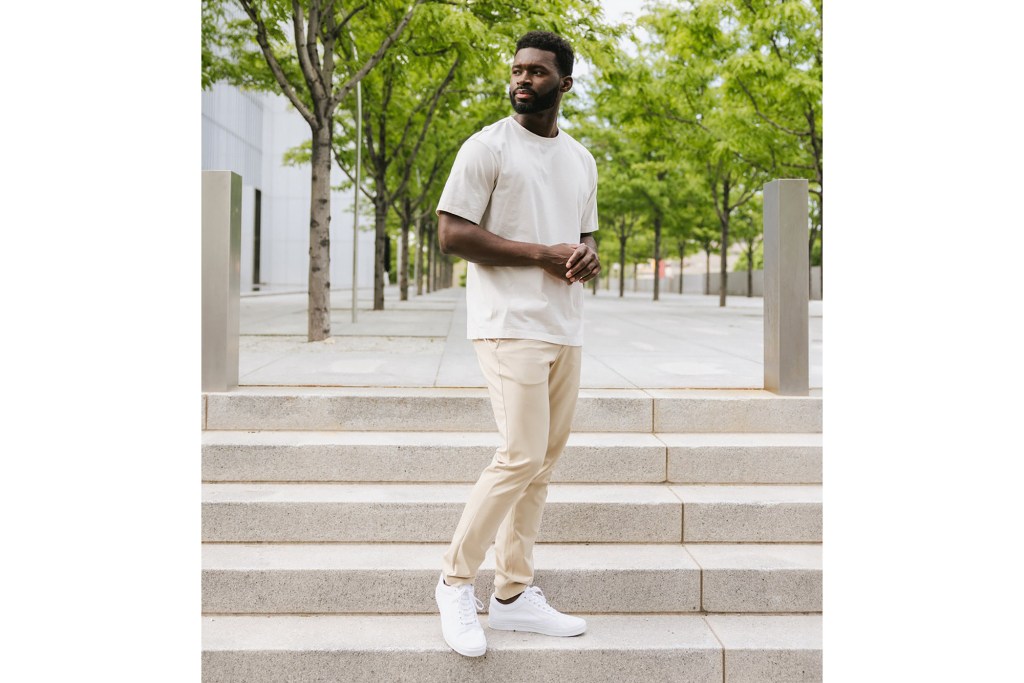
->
[509, 115, 561, 143]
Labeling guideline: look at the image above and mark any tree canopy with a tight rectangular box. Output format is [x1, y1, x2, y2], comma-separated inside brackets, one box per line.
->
[203, 0, 822, 324]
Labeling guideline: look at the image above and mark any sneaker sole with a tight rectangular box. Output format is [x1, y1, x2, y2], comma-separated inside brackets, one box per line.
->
[443, 635, 486, 657]
[487, 620, 586, 637]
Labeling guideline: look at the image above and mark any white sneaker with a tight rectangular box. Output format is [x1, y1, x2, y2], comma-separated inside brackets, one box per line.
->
[435, 573, 486, 657]
[487, 586, 586, 637]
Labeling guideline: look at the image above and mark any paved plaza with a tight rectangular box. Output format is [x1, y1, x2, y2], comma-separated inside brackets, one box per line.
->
[238, 285, 823, 391]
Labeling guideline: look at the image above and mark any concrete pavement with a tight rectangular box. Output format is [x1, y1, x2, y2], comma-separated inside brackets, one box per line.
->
[237, 285, 822, 391]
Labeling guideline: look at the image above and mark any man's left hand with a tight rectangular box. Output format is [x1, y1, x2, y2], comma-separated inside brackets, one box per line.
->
[565, 241, 600, 284]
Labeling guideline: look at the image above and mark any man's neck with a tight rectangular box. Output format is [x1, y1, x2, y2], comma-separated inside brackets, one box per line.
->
[513, 110, 560, 138]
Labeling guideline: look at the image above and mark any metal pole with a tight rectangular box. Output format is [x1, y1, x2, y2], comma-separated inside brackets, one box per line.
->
[763, 179, 809, 395]
[351, 36, 362, 323]
[202, 171, 241, 392]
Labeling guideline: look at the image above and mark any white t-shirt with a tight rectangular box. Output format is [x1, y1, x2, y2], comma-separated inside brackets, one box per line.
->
[436, 116, 598, 346]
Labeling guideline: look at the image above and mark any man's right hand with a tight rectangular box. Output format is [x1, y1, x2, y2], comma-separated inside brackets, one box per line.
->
[539, 243, 584, 285]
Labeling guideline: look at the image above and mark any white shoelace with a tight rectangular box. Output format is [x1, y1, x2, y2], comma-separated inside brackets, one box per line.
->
[455, 585, 484, 625]
[522, 586, 559, 615]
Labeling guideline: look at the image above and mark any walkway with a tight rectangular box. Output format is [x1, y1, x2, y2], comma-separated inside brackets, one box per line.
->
[237, 285, 822, 391]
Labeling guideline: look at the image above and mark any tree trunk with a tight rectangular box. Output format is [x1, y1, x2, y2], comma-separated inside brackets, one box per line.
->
[399, 198, 411, 301]
[426, 225, 433, 293]
[414, 215, 424, 296]
[307, 124, 333, 341]
[429, 226, 438, 292]
[718, 180, 730, 308]
[373, 180, 388, 310]
[678, 243, 684, 294]
[619, 236, 626, 298]
[399, 224, 409, 301]
[438, 255, 444, 290]
[653, 212, 662, 302]
[747, 243, 754, 298]
[810, 193, 822, 299]
[704, 249, 710, 295]
[633, 262, 638, 292]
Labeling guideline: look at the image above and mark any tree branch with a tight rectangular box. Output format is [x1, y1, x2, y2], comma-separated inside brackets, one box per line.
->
[321, 3, 336, 98]
[727, 181, 760, 213]
[331, 138, 374, 201]
[331, 2, 369, 41]
[651, 104, 715, 136]
[332, 0, 425, 106]
[290, 0, 327, 108]
[238, 0, 316, 126]
[708, 161, 726, 225]
[410, 152, 449, 213]
[391, 71, 436, 166]
[363, 108, 380, 174]
[735, 77, 809, 137]
[394, 56, 460, 199]
[306, 0, 327, 95]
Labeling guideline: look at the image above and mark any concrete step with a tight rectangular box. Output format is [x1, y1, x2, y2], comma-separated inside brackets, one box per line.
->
[672, 485, 822, 543]
[202, 614, 822, 682]
[201, 483, 682, 543]
[201, 543, 821, 615]
[663, 433, 822, 484]
[201, 432, 667, 484]
[203, 387, 822, 433]
[201, 483, 822, 543]
[202, 431, 822, 484]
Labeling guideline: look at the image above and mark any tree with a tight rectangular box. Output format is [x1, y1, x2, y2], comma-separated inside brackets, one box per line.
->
[576, 115, 646, 298]
[727, 0, 822, 292]
[673, 236, 702, 294]
[693, 223, 720, 296]
[585, 45, 686, 303]
[202, 0, 424, 340]
[637, 1, 779, 307]
[731, 195, 764, 297]
[357, 52, 460, 309]
[662, 181, 709, 295]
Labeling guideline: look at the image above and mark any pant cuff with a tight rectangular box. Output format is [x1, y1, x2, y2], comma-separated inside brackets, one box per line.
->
[494, 581, 529, 600]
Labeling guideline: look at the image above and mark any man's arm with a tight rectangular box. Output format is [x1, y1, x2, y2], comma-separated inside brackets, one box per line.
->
[438, 210, 582, 283]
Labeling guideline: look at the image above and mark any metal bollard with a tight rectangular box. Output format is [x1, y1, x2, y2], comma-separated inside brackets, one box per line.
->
[202, 171, 242, 392]
[763, 179, 809, 396]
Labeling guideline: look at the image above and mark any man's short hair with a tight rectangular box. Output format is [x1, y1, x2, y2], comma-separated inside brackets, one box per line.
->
[515, 31, 574, 77]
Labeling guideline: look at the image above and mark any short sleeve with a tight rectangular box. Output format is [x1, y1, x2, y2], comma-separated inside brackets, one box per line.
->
[580, 158, 599, 234]
[435, 138, 498, 224]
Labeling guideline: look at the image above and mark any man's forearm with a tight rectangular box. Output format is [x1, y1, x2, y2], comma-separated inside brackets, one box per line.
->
[438, 211, 593, 284]
[439, 215, 548, 266]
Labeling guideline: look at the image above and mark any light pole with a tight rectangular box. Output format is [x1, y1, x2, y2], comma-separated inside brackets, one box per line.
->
[351, 34, 363, 324]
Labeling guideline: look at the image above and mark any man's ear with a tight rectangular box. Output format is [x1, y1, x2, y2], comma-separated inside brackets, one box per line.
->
[561, 76, 573, 93]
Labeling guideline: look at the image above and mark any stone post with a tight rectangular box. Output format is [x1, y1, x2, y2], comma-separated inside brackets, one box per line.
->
[763, 179, 809, 395]
[202, 171, 242, 392]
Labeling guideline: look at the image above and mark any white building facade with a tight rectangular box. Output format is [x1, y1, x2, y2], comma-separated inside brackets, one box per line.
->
[201, 82, 375, 293]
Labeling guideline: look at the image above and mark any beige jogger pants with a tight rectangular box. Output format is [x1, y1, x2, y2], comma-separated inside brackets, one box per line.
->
[441, 338, 582, 600]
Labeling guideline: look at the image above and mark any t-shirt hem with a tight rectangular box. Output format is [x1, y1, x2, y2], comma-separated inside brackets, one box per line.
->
[467, 327, 582, 347]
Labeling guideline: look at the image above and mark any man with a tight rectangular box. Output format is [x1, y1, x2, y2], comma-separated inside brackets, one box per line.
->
[432, 30, 601, 658]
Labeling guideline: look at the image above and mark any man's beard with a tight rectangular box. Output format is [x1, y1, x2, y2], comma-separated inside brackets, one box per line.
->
[509, 83, 559, 114]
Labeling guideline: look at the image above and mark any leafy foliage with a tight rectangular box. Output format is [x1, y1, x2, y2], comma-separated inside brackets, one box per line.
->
[203, 0, 821, 315]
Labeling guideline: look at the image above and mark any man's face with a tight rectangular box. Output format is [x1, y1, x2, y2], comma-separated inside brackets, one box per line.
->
[509, 47, 567, 115]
